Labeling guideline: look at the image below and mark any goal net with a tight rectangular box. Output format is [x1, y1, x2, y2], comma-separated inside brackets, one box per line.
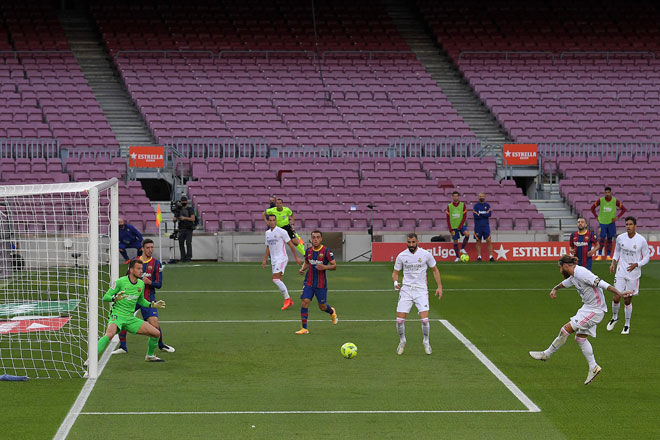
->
[0, 179, 118, 379]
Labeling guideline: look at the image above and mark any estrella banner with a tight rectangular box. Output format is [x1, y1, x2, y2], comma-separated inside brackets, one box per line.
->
[128, 146, 165, 168]
[372, 242, 660, 262]
[503, 144, 538, 165]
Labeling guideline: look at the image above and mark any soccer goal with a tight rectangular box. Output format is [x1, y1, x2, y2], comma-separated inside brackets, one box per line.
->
[0, 179, 118, 379]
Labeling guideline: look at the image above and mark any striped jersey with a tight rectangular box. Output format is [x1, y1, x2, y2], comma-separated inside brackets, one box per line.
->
[569, 230, 597, 269]
[304, 245, 334, 288]
[141, 257, 162, 302]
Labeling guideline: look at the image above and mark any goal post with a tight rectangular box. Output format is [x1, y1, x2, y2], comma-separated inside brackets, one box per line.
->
[0, 179, 118, 379]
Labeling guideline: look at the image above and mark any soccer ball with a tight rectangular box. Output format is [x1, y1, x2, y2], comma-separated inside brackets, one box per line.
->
[341, 342, 358, 359]
[460, 253, 470, 263]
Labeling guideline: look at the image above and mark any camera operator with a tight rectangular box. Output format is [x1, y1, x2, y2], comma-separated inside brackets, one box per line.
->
[176, 196, 195, 262]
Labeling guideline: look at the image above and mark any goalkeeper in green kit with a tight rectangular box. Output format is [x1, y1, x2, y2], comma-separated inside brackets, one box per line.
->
[97, 259, 167, 362]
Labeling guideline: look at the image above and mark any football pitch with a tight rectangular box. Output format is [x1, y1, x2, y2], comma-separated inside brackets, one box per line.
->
[5, 260, 660, 439]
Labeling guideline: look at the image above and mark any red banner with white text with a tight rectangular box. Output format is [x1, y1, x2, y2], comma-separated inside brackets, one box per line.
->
[372, 242, 660, 262]
[128, 146, 165, 168]
[503, 143, 538, 165]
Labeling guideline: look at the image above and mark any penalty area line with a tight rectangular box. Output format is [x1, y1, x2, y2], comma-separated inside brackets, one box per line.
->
[81, 409, 535, 415]
[440, 319, 541, 413]
[53, 337, 119, 440]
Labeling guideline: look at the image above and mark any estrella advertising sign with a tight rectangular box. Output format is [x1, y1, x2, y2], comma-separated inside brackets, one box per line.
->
[372, 242, 660, 262]
[503, 143, 537, 165]
[128, 146, 165, 168]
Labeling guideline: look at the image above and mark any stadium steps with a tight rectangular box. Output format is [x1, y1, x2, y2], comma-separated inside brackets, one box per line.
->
[382, 0, 511, 146]
[530, 197, 577, 239]
[58, 11, 157, 155]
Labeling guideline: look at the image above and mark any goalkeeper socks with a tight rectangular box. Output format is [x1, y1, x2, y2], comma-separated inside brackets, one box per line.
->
[421, 317, 430, 343]
[324, 305, 334, 315]
[272, 279, 289, 299]
[157, 326, 165, 349]
[98, 335, 110, 354]
[301, 307, 309, 329]
[118, 330, 127, 350]
[461, 235, 469, 249]
[147, 336, 158, 356]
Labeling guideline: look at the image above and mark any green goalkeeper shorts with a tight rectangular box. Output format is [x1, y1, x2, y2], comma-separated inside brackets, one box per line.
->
[108, 314, 144, 334]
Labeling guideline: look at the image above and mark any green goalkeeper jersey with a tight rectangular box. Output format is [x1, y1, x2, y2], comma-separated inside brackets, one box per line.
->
[103, 276, 150, 317]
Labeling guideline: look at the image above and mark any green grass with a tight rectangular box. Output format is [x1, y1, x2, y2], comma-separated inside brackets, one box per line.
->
[3, 261, 660, 439]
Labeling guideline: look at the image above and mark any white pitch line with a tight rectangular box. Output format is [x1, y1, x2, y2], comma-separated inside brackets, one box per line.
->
[439, 319, 541, 413]
[160, 288, 551, 294]
[160, 319, 395, 324]
[81, 409, 533, 415]
[53, 338, 118, 440]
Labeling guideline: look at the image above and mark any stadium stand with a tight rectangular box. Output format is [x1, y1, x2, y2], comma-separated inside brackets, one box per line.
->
[418, 0, 660, 143]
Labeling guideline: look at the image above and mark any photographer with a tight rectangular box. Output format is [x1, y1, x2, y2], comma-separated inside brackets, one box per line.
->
[176, 196, 195, 262]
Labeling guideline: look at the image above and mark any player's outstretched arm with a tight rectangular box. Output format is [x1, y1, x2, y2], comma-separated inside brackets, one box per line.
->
[286, 240, 302, 265]
[549, 283, 565, 299]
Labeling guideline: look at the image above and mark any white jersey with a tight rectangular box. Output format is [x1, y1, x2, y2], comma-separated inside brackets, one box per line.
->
[561, 265, 607, 313]
[265, 226, 291, 262]
[394, 247, 437, 289]
[613, 232, 649, 280]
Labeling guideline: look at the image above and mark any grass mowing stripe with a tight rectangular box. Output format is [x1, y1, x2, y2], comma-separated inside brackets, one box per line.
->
[440, 319, 541, 413]
[160, 288, 551, 293]
[81, 410, 535, 415]
[53, 338, 118, 440]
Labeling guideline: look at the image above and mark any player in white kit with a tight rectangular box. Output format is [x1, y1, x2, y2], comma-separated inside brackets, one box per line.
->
[262, 214, 302, 310]
[529, 255, 632, 385]
[606, 216, 650, 334]
[391, 233, 443, 355]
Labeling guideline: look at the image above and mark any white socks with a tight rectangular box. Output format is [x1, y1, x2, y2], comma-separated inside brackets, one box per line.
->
[272, 279, 289, 299]
[421, 318, 430, 343]
[624, 304, 632, 326]
[545, 327, 569, 356]
[612, 301, 620, 320]
[396, 318, 406, 342]
[575, 335, 597, 370]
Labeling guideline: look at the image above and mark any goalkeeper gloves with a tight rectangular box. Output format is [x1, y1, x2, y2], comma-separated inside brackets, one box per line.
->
[151, 300, 166, 309]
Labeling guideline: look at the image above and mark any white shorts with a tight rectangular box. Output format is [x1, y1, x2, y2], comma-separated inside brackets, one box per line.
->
[396, 285, 430, 314]
[271, 259, 287, 275]
[614, 276, 640, 296]
[569, 308, 604, 338]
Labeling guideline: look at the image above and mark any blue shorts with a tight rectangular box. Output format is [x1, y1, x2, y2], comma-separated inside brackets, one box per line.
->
[301, 285, 328, 304]
[599, 223, 616, 240]
[474, 226, 491, 241]
[134, 302, 159, 320]
[451, 226, 468, 241]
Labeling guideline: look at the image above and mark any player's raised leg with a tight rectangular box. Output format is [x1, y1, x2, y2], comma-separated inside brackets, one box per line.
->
[529, 323, 572, 361]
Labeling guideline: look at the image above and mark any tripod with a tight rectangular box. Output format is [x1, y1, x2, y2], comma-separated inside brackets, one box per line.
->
[349, 204, 375, 262]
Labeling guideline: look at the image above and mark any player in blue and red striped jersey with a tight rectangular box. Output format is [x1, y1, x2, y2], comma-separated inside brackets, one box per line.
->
[295, 230, 337, 334]
[112, 239, 175, 354]
[569, 217, 600, 271]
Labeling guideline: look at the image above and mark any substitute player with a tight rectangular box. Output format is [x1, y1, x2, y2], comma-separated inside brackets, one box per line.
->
[263, 214, 302, 310]
[392, 233, 443, 355]
[97, 259, 166, 362]
[472, 192, 494, 262]
[569, 217, 599, 270]
[606, 216, 649, 334]
[113, 239, 174, 355]
[446, 191, 470, 262]
[295, 230, 337, 334]
[591, 186, 626, 260]
[264, 198, 305, 255]
[529, 255, 631, 384]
